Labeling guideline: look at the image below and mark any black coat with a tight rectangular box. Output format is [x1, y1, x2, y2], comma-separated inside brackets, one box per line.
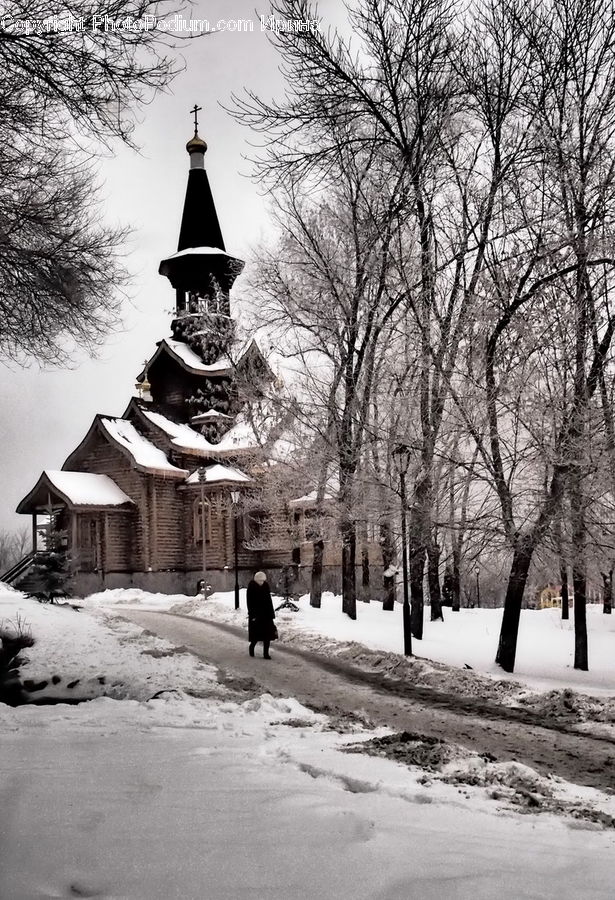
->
[246, 580, 277, 642]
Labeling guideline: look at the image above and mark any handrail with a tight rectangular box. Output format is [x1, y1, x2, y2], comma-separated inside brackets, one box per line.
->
[0, 551, 37, 585]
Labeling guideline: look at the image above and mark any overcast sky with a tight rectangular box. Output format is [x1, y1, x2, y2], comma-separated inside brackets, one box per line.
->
[0, 0, 343, 535]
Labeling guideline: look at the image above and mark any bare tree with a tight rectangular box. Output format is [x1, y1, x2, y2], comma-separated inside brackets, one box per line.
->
[0, 2, 180, 147]
[0, 1, 184, 363]
[0, 526, 29, 573]
[234, 4, 471, 642]
[477, 0, 615, 671]
[237, 0, 615, 672]
[249, 140, 410, 618]
[234, 0, 550, 643]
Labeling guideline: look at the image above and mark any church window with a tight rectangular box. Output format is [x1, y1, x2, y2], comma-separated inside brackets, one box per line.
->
[77, 516, 97, 549]
[74, 516, 97, 572]
[246, 510, 268, 541]
[193, 498, 211, 543]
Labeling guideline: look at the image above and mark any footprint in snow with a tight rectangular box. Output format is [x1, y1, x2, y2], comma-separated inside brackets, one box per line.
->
[69, 881, 106, 897]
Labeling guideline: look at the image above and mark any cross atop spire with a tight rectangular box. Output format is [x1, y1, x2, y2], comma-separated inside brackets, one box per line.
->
[190, 103, 202, 136]
[185, 104, 208, 168]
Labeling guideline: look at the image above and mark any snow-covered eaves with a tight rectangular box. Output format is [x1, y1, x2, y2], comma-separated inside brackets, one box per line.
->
[100, 419, 188, 478]
[213, 418, 261, 453]
[140, 409, 219, 456]
[16, 470, 134, 513]
[190, 409, 233, 424]
[137, 336, 273, 384]
[184, 464, 253, 486]
[143, 409, 260, 457]
[165, 339, 233, 374]
[289, 489, 337, 508]
[138, 339, 233, 379]
[160, 246, 239, 261]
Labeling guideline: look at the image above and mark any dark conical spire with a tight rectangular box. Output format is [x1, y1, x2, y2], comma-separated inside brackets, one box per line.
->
[177, 132, 226, 252]
[159, 120, 245, 320]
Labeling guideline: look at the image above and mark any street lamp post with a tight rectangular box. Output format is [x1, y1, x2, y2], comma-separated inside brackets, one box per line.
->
[197, 467, 207, 601]
[230, 489, 240, 610]
[475, 566, 480, 608]
[392, 444, 412, 657]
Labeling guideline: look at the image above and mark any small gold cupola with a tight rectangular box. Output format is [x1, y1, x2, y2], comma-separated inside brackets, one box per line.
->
[186, 103, 207, 169]
[135, 359, 152, 401]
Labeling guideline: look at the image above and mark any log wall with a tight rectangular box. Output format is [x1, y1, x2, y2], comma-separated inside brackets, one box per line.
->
[69, 431, 148, 570]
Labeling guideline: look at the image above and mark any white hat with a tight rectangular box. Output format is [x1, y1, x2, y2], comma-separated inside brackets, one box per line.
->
[254, 571, 267, 584]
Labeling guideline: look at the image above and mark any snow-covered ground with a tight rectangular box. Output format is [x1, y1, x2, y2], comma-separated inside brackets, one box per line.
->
[2, 584, 615, 898]
[84, 586, 615, 697]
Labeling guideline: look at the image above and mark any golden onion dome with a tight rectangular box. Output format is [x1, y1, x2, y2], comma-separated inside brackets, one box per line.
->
[135, 359, 151, 398]
[186, 133, 208, 155]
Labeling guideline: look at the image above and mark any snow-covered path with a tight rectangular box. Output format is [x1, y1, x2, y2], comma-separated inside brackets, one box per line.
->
[121, 609, 615, 794]
[2, 701, 614, 900]
[3, 589, 615, 898]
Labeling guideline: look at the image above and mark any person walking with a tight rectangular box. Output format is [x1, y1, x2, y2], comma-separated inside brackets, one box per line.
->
[247, 570, 277, 659]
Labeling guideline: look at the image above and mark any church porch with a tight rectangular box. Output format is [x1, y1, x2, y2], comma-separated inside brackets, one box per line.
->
[15, 470, 136, 595]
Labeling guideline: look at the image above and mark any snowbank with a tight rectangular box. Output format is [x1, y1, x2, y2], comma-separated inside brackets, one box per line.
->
[81, 587, 615, 697]
[2, 585, 615, 898]
[0, 586, 219, 702]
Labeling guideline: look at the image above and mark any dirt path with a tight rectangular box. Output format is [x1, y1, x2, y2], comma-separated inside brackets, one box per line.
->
[121, 609, 615, 793]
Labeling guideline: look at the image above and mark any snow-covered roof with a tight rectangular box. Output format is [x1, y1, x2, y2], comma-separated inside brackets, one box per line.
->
[289, 475, 339, 507]
[165, 339, 233, 374]
[100, 418, 187, 478]
[289, 489, 337, 507]
[161, 246, 240, 260]
[138, 339, 232, 379]
[16, 470, 134, 513]
[141, 409, 218, 456]
[49, 471, 134, 507]
[137, 336, 272, 385]
[185, 464, 252, 486]
[213, 418, 261, 453]
[191, 409, 233, 423]
[143, 409, 260, 457]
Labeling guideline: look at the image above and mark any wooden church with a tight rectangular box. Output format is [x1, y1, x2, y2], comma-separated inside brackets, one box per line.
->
[13, 121, 304, 597]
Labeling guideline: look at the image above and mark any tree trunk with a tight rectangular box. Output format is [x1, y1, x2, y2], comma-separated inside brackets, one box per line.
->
[310, 539, 324, 608]
[339, 449, 357, 618]
[441, 566, 453, 607]
[428, 539, 443, 621]
[554, 496, 570, 619]
[409, 538, 425, 639]
[560, 562, 570, 620]
[361, 545, 370, 601]
[555, 510, 569, 619]
[602, 569, 613, 615]
[408, 472, 431, 639]
[341, 518, 357, 619]
[573, 564, 588, 670]
[569, 445, 588, 670]
[495, 541, 534, 672]
[380, 520, 396, 611]
[451, 545, 461, 612]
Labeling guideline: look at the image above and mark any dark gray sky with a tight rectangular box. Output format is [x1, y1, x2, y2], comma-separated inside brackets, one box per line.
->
[0, 0, 341, 535]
